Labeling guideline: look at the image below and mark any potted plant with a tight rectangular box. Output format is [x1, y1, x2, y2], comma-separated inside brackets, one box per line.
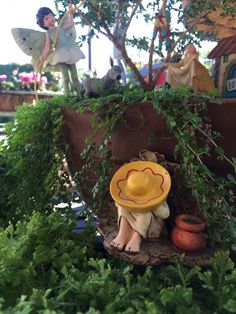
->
[51, 1, 236, 261]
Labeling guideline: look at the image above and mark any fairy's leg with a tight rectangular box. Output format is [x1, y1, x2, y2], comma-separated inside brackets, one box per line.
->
[59, 63, 70, 96]
[68, 64, 81, 98]
[111, 216, 133, 251]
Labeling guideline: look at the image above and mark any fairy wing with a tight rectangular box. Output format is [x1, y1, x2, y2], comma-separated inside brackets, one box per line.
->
[11, 28, 46, 70]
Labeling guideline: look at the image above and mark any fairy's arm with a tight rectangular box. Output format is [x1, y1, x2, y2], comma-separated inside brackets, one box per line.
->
[63, 4, 75, 30]
[40, 32, 51, 61]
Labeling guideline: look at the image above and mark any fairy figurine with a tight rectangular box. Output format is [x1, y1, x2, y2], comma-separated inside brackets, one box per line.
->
[12, 4, 85, 97]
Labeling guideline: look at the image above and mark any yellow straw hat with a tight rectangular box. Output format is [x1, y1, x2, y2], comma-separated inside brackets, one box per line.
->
[110, 161, 171, 212]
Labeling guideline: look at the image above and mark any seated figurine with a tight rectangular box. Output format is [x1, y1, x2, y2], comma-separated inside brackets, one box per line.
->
[109, 161, 171, 252]
[166, 44, 215, 93]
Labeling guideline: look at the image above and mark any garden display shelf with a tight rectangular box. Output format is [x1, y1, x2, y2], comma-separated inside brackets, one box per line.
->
[62, 98, 236, 266]
[0, 91, 56, 111]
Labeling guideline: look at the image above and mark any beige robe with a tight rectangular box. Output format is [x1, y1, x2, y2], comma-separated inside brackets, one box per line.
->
[167, 55, 215, 93]
[116, 201, 170, 239]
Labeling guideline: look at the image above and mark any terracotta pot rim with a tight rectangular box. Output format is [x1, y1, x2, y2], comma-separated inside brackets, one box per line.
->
[175, 214, 206, 232]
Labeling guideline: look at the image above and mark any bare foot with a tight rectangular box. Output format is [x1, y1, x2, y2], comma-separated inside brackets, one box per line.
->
[125, 230, 142, 253]
[111, 235, 128, 251]
[110, 217, 133, 250]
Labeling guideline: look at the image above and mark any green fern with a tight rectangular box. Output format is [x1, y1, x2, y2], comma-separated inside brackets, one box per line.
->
[199, 251, 236, 312]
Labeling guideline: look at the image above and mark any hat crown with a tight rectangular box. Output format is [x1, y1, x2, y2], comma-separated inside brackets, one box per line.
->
[127, 172, 152, 196]
[110, 161, 171, 212]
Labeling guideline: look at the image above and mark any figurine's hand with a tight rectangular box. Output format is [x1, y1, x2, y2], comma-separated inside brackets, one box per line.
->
[156, 203, 170, 219]
[40, 53, 48, 62]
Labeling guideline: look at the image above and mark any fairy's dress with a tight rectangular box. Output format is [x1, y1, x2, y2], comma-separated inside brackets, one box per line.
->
[167, 55, 215, 93]
[45, 25, 85, 96]
[46, 27, 85, 65]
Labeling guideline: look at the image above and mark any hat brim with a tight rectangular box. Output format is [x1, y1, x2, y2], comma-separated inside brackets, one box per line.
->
[110, 161, 171, 212]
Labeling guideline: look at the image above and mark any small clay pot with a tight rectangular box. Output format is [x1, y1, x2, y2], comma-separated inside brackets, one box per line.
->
[171, 214, 206, 253]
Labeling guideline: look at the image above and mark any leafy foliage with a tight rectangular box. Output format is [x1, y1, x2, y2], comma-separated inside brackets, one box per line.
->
[0, 210, 98, 311]
[198, 251, 236, 313]
[0, 96, 75, 223]
[0, 212, 235, 314]
[0, 87, 235, 312]
[53, 0, 232, 90]
[152, 86, 236, 246]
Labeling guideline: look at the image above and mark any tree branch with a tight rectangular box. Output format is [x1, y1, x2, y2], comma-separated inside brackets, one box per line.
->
[74, 0, 147, 88]
[113, 0, 122, 37]
[148, 38, 155, 86]
[122, 0, 143, 42]
[75, 4, 108, 37]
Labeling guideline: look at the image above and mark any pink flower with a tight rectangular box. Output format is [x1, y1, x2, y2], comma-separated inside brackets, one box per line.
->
[0, 74, 7, 81]
[19, 72, 31, 82]
[40, 76, 48, 86]
[12, 69, 18, 76]
[31, 72, 43, 83]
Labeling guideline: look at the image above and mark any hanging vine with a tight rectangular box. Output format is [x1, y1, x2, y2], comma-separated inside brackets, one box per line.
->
[64, 86, 236, 249]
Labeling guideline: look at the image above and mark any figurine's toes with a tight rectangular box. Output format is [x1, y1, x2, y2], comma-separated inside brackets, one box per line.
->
[125, 246, 131, 252]
[125, 245, 139, 253]
[110, 240, 125, 251]
[117, 243, 125, 251]
[110, 240, 118, 247]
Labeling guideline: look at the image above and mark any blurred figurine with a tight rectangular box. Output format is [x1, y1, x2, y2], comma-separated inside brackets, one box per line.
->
[166, 44, 215, 93]
[84, 57, 122, 98]
[182, 0, 189, 11]
[109, 161, 171, 253]
[152, 9, 171, 57]
[12, 4, 85, 97]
